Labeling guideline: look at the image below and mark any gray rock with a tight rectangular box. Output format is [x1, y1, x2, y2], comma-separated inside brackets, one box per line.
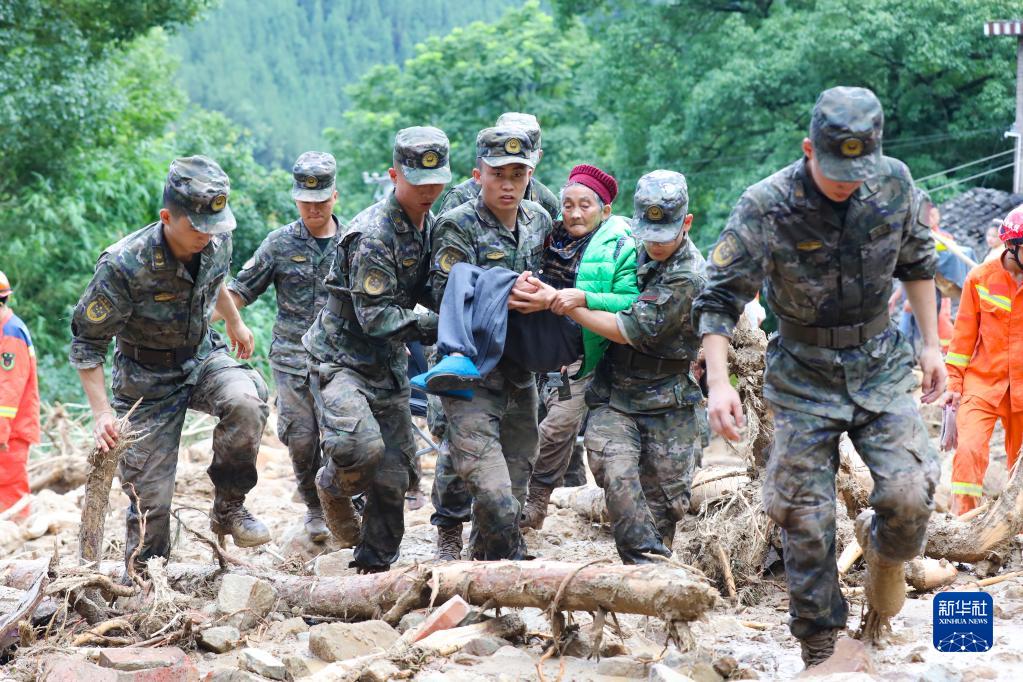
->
[268, 616, 310, 640]
[490, 645, 534, 664]
[597, 656, 649, 678]
[650, 664, 697, 682]
[688, 662, 724, 682]
[313, 549, 356, 577]
[205, 668, 261, 682]
[359, 659, 400, 682]
[283, 654, 314, 679]
[462, 635, 510, 657]
[308, 620, 398, 662]
[217, 574, 277, 631]
[397, 611, 427, 634]
[198, 625, 241, 653]
[239, 647, 288, 681]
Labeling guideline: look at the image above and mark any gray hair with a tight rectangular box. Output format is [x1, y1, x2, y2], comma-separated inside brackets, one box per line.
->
[559, 181, 605, 208]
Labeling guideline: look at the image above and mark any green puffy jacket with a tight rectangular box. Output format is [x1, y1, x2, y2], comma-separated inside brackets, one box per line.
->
[574, 215, 639, 377]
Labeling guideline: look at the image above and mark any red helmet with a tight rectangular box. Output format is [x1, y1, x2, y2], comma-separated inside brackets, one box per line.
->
[999, 205, 1023, 244]
[0, 271, 11, 297]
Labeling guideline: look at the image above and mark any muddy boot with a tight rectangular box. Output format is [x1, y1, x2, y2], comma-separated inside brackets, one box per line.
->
[519, 483, 553, 530]
[855, 509, 906, 639]
[304, 506, 330, 543]
[435, 523, 463, 561]
[210, 494, 271, 548]
[799, 628, 838, 668]
[315, 482, 361, 548]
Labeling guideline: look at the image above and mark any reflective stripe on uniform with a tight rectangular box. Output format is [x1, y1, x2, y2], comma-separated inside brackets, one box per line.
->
[946, 352, 971, 368]
[950, 481, 984, 497]
[0, 406, 16, 418]
[976, 284, 1012, 312]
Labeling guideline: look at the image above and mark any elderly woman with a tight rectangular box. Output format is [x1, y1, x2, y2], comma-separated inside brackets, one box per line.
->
[417, 163, 640, 558]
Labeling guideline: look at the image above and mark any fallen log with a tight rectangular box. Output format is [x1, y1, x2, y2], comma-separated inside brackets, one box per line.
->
[1, 558, 717, 624]
[905, 557, 958, 592]
[925, 457, 1023, 563]
[836, 435, 872, 518]
[550, 485, 606, 522]
[0, 568, 48, 653]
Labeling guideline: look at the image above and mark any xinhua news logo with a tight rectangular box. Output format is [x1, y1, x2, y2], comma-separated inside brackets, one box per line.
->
[933, 592, 993, 653]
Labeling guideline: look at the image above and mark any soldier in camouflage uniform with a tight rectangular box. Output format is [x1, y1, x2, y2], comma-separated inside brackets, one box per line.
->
[693, 87, 945, 667]
[225, 152, 342, 542]
[436, 112, 559, 220]
[428, 127, 552, 560]
[71, 156, 271, 567]
[522, 170, 705, 563]
[302, 128, 450, 572]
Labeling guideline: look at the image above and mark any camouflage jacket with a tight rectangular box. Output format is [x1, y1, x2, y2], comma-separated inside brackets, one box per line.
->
[693, 156, 937, 418]
[302, 194, 437, 388]
[436, 176, 560, 220]
[591, 237, 705, 414]
[430, 195, 553, 388]
[228, 217, 341, 376]
[69, 221, 231, 400]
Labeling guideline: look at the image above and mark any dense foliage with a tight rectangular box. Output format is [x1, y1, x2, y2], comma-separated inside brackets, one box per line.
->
[2, 0, 1019, 403]
[171, 0, 518, 166]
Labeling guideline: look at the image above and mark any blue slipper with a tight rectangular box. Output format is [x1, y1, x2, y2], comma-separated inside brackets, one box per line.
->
[421, 355, 481, 392]
[411, 371, 474, 401]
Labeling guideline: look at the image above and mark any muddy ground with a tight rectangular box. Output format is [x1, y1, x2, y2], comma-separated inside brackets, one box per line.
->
[3, 409, 1023, 681]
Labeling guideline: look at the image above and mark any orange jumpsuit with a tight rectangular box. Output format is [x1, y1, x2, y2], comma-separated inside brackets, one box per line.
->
[0, 305, 40, 513]
[945, 257, 1023, 515]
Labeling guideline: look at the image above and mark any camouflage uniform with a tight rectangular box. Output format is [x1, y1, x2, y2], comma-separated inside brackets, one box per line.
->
[692, 88, 939, 641]
[429, 127, 552, 560]
[229, 152, 341, 514]
[585, 171, 705, 564]
[302, 127, 450, 570]
[70, 156, 269, 565]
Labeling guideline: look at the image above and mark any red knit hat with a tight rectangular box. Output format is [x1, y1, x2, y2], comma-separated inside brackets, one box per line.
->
[567, 164, 618, 205]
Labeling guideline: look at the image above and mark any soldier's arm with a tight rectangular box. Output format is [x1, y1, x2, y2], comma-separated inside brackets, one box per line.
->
[350, 236, 437, 344]
[616, 272, 705, 355]
[895, 187, 938, 282]
[69, 256, 132, 451]
[227, 236, 277, 308]
[693, 196, 767, 340]
[427, 216, 475, 310]
[215, 283, 254, 359]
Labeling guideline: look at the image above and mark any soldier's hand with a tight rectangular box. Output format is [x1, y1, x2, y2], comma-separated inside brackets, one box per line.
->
[93, 410, 120, 452]
[707, 381, 745, 442]
[918, 346, 947, 404]
[509, 278, 555, 313]
[511, 270, 539, 295]
[550, 288, 587, 315]
[226, 319, 255, 359]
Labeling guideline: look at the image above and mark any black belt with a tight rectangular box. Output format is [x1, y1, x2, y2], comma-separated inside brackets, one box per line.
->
[611, 344, 691, 374]
[326, 295, 359, 322]
[778, 310, 890, 349]
[117, 339, 198, 368]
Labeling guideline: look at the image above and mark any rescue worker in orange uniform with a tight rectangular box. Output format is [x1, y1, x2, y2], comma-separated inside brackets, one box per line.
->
[944, 205, 1023, 515]
[0, 271, 40, 513]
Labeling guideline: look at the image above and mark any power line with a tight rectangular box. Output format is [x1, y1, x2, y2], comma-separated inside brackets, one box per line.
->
[916, 149, 1014, 184]
[926, 162, 1016, 194]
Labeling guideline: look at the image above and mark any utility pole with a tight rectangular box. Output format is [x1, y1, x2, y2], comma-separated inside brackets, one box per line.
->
[985, 20, 1023, 193]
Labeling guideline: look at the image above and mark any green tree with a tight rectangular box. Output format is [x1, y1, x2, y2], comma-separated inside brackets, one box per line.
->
[325, 1, 601, 216]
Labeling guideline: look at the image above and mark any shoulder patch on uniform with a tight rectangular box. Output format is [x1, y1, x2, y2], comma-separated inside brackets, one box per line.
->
[151, 246, 169, 270]
[401, 257, 418, 268]
[436, 246, 465, 274]
[85, 295, 114, 323]
[363, 268, 390, 296]
[711, 232, 742, 268]
[796, 240, 823, 252]
[869, 224, 893, 241]
[485, 250, 506, 261]
[1, 352, 14, 371]
[291, 255, 308, 263]
[153, 292, 176, 302]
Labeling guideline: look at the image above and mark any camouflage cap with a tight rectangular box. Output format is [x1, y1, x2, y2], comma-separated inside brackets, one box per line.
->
[165, 155, 235, 234]
[496, 112, 542, 162]
[632, 170, 689, 243]
[476, 126, 535, 169]
[292, 151, 337, 202]
[394, 126, 452, 186]
[810, 86, 884, 182]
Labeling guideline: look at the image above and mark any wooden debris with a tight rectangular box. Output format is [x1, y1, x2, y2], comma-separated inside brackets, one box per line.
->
[905, 558, 958, 592]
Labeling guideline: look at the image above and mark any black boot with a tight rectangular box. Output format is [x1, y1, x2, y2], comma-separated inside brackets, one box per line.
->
[799, 628, 838, 668]
[304, 506, 330, 543]
[435, 523, 463, 561]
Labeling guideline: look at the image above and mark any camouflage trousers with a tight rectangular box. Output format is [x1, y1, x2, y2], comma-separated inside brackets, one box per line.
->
[531, 362, 589, 488]
[311, 364, 415, 569]
[764, 394, 939, 639]
[440, 376, 538, 560]
[273, 369, 323, 510]
[584, 404, 701, 564]
[114, 353, 269, 566]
